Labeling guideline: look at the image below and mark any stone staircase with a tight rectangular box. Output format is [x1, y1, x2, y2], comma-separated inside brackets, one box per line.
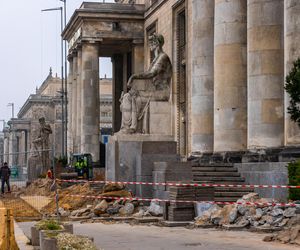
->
[192, 163, 254, 202]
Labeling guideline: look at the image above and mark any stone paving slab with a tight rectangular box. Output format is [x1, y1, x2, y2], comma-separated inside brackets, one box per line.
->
[17, 221, 300, 250]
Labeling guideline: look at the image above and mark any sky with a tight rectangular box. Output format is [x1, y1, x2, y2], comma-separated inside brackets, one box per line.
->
[0, 0, 114, 128]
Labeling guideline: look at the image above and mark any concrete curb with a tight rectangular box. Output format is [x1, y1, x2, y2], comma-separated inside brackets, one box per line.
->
[14, 222, 34, 250]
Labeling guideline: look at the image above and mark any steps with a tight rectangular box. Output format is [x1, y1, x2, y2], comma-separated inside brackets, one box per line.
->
[192, 163, 254, 202]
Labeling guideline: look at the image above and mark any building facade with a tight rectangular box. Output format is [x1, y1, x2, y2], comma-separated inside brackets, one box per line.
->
[64, 0, 300, 161]
[3, 70, 63, 168]
[3, 70, 113, 169]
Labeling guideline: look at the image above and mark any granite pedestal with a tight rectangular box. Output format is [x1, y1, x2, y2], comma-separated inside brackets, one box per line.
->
[106, 134, 179, 198]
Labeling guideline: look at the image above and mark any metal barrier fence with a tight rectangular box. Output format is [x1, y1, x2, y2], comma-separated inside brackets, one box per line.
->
[0, 148, 299, 223]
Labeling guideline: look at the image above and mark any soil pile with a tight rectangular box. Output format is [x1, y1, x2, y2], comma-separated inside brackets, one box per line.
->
[22, 178, 54, 196]
[41, 182, 96, 214]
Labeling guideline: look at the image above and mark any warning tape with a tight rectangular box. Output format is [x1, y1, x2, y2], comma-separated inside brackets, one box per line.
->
[57, 179, 300, 189]
[68, 194, 298, 207]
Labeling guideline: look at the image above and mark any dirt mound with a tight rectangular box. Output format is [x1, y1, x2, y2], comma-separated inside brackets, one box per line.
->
[22, 178, 54, 196]
[41, 183, 96, 214]
[102, 183, 126, 193]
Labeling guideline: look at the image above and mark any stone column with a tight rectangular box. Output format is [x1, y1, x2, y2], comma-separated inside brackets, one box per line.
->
[71, 54, 78, 153]
[76, 49, 82, 153]
[284, 0, 300, 145]
[67, 56, 73, 155]
[191, 0, 214, 153]
[3, 136, 9, 163]
[248, 0, 284, 148]
[80, 43, 100, 161]
[214, 0, 247, 152]
[112, 54, 124, 133]
[8, 131, 17, 166]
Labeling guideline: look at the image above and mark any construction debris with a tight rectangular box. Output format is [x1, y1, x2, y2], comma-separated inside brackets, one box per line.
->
[22, 178, 55, 196]
[263, 215, 300, 245]
[41, 182, 96, 215]
[194, 193, 300, 234]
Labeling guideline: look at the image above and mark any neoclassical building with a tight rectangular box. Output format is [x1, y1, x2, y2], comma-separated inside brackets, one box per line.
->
[2, 70, 63, 168]
[2, 70, 113, 169]
[64, 0, 300, 162]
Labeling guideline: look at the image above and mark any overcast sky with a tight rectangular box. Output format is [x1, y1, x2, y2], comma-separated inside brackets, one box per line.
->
[0, 0, 114, 127]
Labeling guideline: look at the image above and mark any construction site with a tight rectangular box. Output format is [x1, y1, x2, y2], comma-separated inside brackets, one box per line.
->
[1, 0, 300, 249]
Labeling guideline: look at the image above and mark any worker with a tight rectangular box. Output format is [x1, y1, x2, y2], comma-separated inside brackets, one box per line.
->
[47, 168, 53, 179]
[0, 162, 11, 195]
[75, 158, 88, 178]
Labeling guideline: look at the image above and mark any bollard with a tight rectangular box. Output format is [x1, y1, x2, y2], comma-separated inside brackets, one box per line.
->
[0, 208, 19, 250]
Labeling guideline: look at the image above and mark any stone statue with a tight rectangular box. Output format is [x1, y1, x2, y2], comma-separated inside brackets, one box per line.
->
[127, 33, 172, 101]
[118, 33, 172, 134]
[119, 89, 142, 134]
[32, 117, 52, 168]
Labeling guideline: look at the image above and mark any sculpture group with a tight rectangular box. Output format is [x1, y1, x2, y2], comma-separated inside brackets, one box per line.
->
[118, 33, 172, 134]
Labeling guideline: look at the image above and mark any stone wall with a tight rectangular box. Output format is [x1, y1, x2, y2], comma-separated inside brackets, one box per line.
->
[236, 162, 288, 201]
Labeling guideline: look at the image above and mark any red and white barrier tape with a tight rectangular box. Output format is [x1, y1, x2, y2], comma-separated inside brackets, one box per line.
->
[57, 179, 300, 189]
[68, 194, 298, 207]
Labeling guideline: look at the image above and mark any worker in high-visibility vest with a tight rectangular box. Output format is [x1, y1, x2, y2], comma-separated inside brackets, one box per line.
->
[75, 158, 87, 178]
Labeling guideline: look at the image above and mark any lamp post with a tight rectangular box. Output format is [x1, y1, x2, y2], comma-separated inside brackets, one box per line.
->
[59, 0, 68, 157]
[42, 7, 65, 157]
[7, 103, 14, 119]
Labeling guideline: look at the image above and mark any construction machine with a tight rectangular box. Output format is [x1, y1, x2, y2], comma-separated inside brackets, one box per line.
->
[59, 153, 93, 180]
[71, 153, 93, 180]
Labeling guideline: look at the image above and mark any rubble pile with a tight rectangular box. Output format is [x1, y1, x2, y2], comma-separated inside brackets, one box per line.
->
[263, 214, 300, 245]
[65, 184, 137, 219]
[54, 183, 165, 219]
[195, 193, 300, 233]
[22, 178, 55, 196]
[41, 182, 96, 215]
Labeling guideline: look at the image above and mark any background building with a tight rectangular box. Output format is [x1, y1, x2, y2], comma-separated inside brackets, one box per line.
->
[99, 76, 113, 144]
[3, 69, 113, 172]
[3, 69, 63, 170]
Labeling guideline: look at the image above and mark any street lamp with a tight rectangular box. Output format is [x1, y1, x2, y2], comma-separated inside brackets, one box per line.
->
[59, 0, 68, 157]
[7, 103, 14, 119]
[42, 7, 65, 157]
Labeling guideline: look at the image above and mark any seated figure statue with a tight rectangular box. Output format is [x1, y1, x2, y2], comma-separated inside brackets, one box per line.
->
[118, 33, 172, 134]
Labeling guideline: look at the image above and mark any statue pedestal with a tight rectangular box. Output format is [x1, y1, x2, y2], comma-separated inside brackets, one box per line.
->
[149, 101, 172, 135]
[28, 156, 47, 182]
[106, 134, 179, 198]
